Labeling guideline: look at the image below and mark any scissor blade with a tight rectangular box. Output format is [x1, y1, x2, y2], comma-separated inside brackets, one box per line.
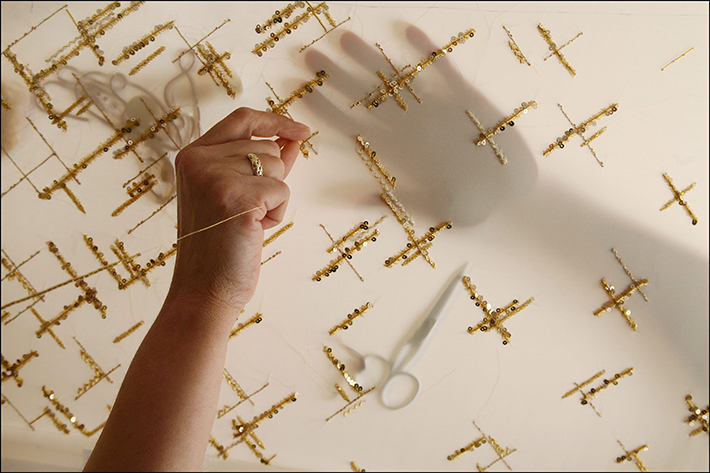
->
[411, 264, 468, 343]
[392, 263, 469, 371]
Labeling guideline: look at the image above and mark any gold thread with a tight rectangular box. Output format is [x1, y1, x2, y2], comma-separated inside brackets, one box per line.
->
[173, 20, 231, 63]
[661, 172, 698, 225]
[2, 254, 137, 312]
[3, 2, 143, 130]
[661, 47, 694, 71]
[684, 394, 709, 437]
[1, 393, 36, 430]
[112, 108, 181, 160]
[537, 24, 581, 76]
[122, 153, 169, 188]
[261, 251, 281, 265]
[299, 15, 351, 52]
[217, 381, 269, 418]
[265, 71, 328, 158]
[352, 29, 475, 111]
[195, 42, 238, 98]
[36, 117, 140, 210]
[223, 369, 253, 402]
[266, 71, 330, 116]
[472, 101, 538, 146]
[113, 321, 145, 343]
[1, 144, 51, 197]
[356, 136, 397, 188]
[314, 217, 386, 281]
[256, 3, 302, 33]
[24, 116, 78, 188]
[544, 103, 618, 167]
[244, 437, 276, 465]
[503, 26, 530, 66]
[447, 435, 486, 461]
[1, 351, 39, 387]
[36, 240, 108, 333]
[177, 206, 266, 242]
[562, 370, 605, 399]
[326, 216, 386, 254]
[112, 22, 174, 66]
[252, 2, 350, 56]
[4, 4, 68, 50]
[334, 383, 350, 403]
[615, 440, 649, 472]
[354, 136, 448, 269]
[564, 368, 634, 417]
[30, 308, 65, 349]
[111, 173, 158, 216]
[594, 248, 649, 331]
[83, 236, 176, 290]
[313, 226, 379, 282]
[447, 421, 516, 470]
[611, 248, 648, 301]
[126, 193, 177, 235]
[323, 346, 364, 393]
[209, 435, 230, 459]
[232, 392, 298, 442]
[384, 221, 452, 268]
[543, 32, 583, 61]
[263, 221, 294, 247]
[129, 45, 166, 76]
[30, 407, 70, 434]
[2, 206, 263, 312]
[325, 386, 376, 422]
[38, 386, 106, 436]
[229, 312, 263, 338]
[173, 20, 238, 98]
[328, 302, 373, 335]
[462, 276, 534, 345]
[73, 337, 121, 400]
[1, 249, 43, 302]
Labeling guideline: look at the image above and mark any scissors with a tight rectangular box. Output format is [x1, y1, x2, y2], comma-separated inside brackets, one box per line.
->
[366, 263, 469, 409]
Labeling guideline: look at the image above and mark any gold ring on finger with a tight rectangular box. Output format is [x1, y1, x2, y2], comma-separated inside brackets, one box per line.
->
[246, 153, 263, 177]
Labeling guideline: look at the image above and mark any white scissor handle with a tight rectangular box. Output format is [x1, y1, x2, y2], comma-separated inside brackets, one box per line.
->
[381, 371, 420, 409]
[362, 354, 419, 409]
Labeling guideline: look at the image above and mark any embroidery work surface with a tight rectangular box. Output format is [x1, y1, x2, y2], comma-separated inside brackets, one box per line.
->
[1, 2, 707, 471]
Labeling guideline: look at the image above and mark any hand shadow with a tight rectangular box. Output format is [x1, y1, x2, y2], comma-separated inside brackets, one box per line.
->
[302, 25, 538, 228]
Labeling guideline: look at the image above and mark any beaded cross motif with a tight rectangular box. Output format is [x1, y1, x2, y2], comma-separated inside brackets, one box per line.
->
[594, 248, 648, 331]
[466, 101, 537, 165]
[462, 276, 534, 345]
[447, 421, 516, 471]
[352, 29, 476, 112]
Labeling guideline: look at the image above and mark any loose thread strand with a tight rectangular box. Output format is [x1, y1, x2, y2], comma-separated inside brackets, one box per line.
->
[2, 205, 266, 310]
[176, 205, 266, 242]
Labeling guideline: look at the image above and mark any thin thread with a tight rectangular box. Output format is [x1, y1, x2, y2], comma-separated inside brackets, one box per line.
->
[176, 205, 265, 242]
[1, 257, 138, 310]
[662, 47, 694, 71]
[2, 205, 265, 310]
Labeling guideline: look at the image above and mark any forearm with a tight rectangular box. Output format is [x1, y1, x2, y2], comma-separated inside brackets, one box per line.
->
[83, 108, 309, 471]
[84, 292, 239, 471]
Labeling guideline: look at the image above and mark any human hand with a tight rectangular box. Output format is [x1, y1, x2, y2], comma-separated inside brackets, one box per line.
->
[168, 108, 311, 316]
[302, 25, 538, 227]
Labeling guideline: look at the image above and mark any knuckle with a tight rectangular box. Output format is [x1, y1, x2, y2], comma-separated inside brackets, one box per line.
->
[175, 147, 203, 177]
[230, 107, 255, 122]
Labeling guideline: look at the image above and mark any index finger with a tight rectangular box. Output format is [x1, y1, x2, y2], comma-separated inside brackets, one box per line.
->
[194, 107, 311, 147]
